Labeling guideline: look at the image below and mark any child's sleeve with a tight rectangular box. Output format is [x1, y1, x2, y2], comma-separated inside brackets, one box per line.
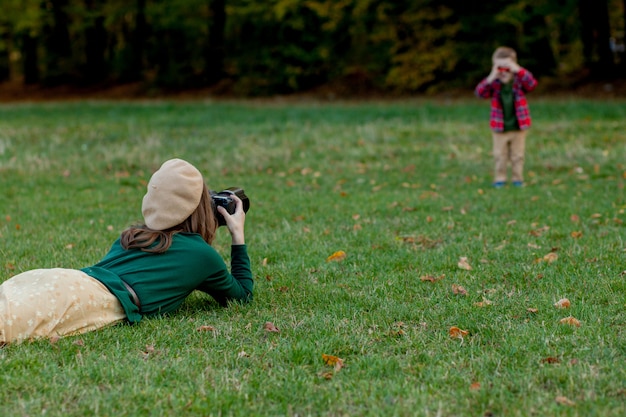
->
[517, 68, 538, 92]
[475, 78, 494, 98]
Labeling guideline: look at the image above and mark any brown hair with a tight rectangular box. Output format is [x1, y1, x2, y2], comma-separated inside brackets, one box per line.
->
[492, 46, 517, 63]
[121, 184, 218, 253]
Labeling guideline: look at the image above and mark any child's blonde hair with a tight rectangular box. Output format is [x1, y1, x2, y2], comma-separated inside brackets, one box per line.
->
[492, 46, 517, 63]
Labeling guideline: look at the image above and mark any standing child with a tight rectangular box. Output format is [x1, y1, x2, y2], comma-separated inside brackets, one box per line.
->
[475, 46, 538, 188]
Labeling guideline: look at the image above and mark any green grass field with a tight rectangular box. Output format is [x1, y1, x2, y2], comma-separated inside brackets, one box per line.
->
[0, 98, 625, 416]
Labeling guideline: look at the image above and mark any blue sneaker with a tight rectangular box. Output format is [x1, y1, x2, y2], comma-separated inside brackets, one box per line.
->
[512, 181, 523, 187]
[493, 181, 505, 188]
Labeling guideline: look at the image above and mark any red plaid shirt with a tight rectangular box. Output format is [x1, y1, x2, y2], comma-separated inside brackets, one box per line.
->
[475, 68, 538, 132]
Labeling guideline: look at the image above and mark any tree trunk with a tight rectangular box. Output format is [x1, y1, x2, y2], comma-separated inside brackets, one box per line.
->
[41, 0, 72, 85]
[205, 0, 226, 84]
[579, 0, 614, 77]
[128, 0, 146, 81]
[22, 33, 39, 84]
[524, 11, 557, 76]
[83, 0, 108, 84]
[0, 30, 10, 82]
[622, 0, 626, 71]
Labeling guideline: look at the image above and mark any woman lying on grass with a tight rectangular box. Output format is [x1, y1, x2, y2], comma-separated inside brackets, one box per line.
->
[0, 158, 253, 345]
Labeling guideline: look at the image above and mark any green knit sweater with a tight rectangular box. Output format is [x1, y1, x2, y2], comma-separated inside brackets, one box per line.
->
[82, 233, 253, 323]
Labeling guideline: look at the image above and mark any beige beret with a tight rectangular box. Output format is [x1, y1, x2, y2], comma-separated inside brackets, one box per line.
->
[142, 159, 204, 230]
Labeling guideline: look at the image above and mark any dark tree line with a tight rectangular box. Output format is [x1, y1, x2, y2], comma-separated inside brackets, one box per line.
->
[0, 0, 624, 96]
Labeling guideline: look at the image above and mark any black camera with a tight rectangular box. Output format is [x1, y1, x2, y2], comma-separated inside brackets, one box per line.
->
[211, 187, 250, 226]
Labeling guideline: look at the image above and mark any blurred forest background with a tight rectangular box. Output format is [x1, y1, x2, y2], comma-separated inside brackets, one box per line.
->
[0, 0, 624, 99]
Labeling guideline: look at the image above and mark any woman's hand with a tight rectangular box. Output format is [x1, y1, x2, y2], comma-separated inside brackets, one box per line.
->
[217, 195, 246, 245]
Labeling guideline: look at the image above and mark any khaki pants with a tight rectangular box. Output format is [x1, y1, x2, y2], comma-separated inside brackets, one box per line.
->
[0, 268, 126, 345]
[492, 130, 527, 183]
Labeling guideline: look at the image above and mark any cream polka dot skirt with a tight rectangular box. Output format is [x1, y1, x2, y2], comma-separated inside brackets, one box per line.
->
[0, 268, 126, 345]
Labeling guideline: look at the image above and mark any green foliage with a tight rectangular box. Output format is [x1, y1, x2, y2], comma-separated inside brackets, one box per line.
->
[1, 0, 42, 35]
[0, 1, 624, 93]
[384, 4, 460, 92]
[226, 0, 335, 95]
[0, 98, 625, 416]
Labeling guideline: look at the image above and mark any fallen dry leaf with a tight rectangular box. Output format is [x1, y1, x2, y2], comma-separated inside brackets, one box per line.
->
[197, 325, 217, 332]
[326, 250, 347, 262]
[559, 316, 581, 327]
[388, 329, 405, 337]
[554, 298, 571, 309]
[570, 231, 583, 238]
[469, 381, 481, 391]
[322, 354, 345, 371]
[451, 284, 468, 296]
[264, 321, 280, 332]
[474, 298, 493, 308]
[527, 308, 538, 313]
[420, 274, 444, 283]
[542, 252, 558, 263]
[541, 356, 560, 364]
[555, 396, 576, 406]
[529, 225, 550, 236]
[457, 257, 472, 271]
[449, 326, 469, 339]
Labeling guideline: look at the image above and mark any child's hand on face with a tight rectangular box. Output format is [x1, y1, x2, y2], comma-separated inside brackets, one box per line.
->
[487, 62, 501, 82]
[487, 58, 519, 83]
[493, 58, 511, 72]
[489, 58, 515, 83]
[504, 58, 520, 73]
